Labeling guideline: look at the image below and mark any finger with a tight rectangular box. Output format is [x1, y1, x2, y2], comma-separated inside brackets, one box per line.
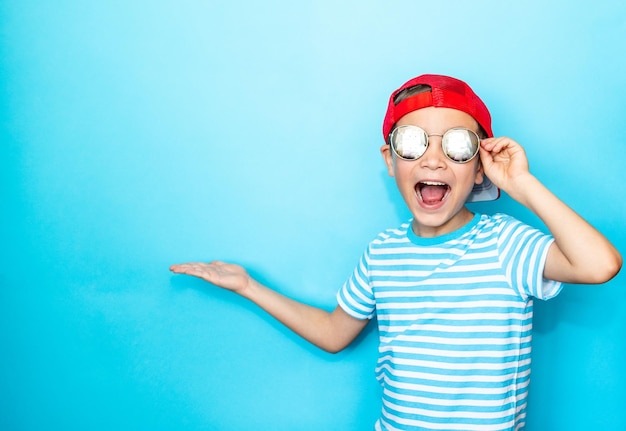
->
[481, 137, 507, 152]
[480, 137, 497, 149]
[170, 264, 186, 272]
[170, 263, 206, 273]
[492, 139, 513, 154]
[478, 146, 495, 165]
[170, 263, 195, 271]
[480, 137, 504, 149]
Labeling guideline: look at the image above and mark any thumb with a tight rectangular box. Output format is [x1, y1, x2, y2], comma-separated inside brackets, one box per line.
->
[478, 145, 494, 169]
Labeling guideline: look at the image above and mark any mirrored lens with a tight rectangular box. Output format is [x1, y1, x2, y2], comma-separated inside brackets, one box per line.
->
[442, 128, 479, 162]
[390, 126, 427, 160]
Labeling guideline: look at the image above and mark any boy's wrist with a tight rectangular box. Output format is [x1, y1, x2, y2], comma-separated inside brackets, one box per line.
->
[504, 173, 543, 206]
[240, 277, 263, 301]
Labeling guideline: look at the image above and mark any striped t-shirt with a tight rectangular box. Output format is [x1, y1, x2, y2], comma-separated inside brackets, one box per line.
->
[337, 213, 562, 431]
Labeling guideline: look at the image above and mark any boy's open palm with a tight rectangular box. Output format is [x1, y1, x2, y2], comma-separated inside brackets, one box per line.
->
[170, 261, 251, 294]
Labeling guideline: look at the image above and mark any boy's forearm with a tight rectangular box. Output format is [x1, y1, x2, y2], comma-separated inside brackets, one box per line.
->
[507, 174, 622, 283]
[241, 281, 362, 353]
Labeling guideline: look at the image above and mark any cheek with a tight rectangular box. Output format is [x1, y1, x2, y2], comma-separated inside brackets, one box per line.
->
[450, 163, 481, 186]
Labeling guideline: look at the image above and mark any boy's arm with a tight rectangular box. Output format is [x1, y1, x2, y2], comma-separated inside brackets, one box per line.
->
[480, 138, 622, 284]
[169, 261, 369, 353]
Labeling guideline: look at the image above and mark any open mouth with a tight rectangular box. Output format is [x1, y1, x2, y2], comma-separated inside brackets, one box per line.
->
[416, 181, 450, 205]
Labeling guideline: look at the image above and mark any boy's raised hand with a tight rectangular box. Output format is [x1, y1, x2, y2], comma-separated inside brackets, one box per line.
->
[170, 261, 251, 295]
[479, 137, 531, 200]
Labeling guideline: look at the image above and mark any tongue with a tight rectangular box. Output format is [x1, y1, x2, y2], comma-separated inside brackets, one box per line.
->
[421, 185, 447, 204]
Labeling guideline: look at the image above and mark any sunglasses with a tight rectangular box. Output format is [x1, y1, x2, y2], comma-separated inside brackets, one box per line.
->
[388, 125, 481, 163]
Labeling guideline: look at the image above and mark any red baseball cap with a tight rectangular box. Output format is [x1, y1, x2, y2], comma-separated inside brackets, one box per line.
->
[382, 74, 499, 202]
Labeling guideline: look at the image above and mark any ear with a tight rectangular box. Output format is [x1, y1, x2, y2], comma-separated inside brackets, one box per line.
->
[380, 144, 395, 177]
[474, 158, 484, 185]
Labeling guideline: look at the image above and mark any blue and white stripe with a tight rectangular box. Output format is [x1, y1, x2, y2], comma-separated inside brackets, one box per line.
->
[337, 213, 561, 431]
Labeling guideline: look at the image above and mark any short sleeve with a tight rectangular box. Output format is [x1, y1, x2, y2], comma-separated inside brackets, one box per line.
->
[336, 250, 376, 320]
[496, 214, 563, 301]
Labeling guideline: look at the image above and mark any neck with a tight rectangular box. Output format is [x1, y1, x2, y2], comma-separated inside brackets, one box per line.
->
[411, 208, 475, 238]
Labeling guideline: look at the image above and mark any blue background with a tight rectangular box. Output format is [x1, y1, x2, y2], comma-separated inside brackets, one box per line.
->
[2, 1, 625, 430]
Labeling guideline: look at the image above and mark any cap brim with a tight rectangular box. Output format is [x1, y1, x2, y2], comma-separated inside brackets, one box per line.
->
[467, 176, 500, 202]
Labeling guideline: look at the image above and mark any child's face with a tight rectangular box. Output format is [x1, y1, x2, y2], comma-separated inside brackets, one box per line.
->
[381, 107, 484, 238]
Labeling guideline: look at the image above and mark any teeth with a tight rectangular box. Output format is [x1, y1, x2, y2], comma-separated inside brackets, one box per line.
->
[421, 181, 447, 186]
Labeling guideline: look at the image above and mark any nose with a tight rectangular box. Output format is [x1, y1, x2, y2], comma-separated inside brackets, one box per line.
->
[419, 137, 447, 169]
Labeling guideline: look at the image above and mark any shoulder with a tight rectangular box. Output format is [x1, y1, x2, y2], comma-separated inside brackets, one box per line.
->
[475, 213, 525, 233]
[478, 213, 554, 259]
[370, 221, 412, 245]
[356, 221, 415, 259]
[471, 213, 549, 250]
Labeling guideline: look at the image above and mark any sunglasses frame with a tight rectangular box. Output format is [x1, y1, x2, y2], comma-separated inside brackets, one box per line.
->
[388, 125, 481, 164]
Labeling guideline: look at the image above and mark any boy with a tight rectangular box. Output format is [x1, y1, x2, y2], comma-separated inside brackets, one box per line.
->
[170, 74, 621, 430]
